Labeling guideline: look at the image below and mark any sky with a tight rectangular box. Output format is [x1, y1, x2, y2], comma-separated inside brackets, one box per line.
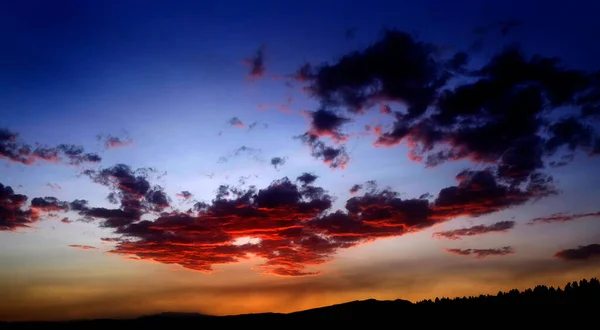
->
[2, 0, 600, 321]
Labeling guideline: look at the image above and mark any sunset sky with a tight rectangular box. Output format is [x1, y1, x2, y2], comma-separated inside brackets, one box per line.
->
[2, 0, 600, 321]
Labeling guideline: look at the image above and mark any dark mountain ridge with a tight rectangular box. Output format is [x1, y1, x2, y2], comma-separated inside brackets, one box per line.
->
[3, 277, 599, 328]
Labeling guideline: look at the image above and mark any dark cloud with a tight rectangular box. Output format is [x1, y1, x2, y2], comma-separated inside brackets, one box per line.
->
[0, 183, 34, 231]
[30, 197, 69, 212]
[248, 121, 269, 131]
[549, 153, 575, 168]
[296, 133, 350, 169]
[45, 183, 62, 191]
[433, 220, 515, 240]
[349, 180, 377, 195]
[296, 173, 318, 186]
[1, 183, 70, 231]
[227, 117, 245, 128]
[287, 29, 599, 195]
[76, 164, 169, 227]
[527, 211, 600, 225]
[1, 128, 101, 166]
[176, 191, 193, 200]
[554, 244, 600, 261]
[303, 109, 351, 142]
[432, 169, 557, 218]
[304, 30, 449, 116]
[445, 246, 515, 258]
[349, 184, 362, 195]
[68, 244, 98, 250]
[217, 146, 263, 164]
[270, 156, 287, 170]
[97, 134, 133, 149]
[243, 45, 266, 80]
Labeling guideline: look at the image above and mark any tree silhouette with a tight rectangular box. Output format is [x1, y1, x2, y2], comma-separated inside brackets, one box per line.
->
[416, 277, 600, 306]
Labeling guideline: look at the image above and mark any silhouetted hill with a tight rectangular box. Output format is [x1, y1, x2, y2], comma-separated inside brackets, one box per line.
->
[3, 277, 599, 328]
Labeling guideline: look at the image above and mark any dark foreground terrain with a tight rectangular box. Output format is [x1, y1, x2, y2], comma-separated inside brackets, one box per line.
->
[2, 277, 599, 328]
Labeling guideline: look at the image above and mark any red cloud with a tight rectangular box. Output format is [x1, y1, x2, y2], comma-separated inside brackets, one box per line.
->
[527, 211, 600, 225]
[68, 244, 98, 250]
[445, 246, 514, 258]
[433, 220, 515, 240]
[81, 166, 550, 276]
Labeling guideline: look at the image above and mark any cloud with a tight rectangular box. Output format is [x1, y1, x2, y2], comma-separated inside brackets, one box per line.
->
[296, 173, 318, 186]
[176, 191, 193, 200]
[527, 211, 600, 225]
[77, 164, 170, 227]
[296, 133, 350, 169]
[302, 109, 351, 143]
[349, 184, 362, 195]
[284, 29, 599, 192]
[433, 220, 515, 240]
[243, 45, 266, 80]
[1, 183, 70, 231]
[39, 162, 549, 277]
[68, 244, 98, 250]
[217, 146, 264, 164]
[1, 128, 101, 166]
[227, 117, 245, 128]
[554, 244, 600, 261]
[270, 157, 287, 170]
[445, 246, 515, 258]
[45, 183, 62, 191]
[432, 169, 557, 219]
[248, 121, 268, 131]
[30, 197, 69, 212]
[0, 183, 35, 231]
[97, 134, 133, 149]
[303, 30, 450, 115]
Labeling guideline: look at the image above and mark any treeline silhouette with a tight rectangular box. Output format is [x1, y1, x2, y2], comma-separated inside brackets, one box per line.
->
[416, 277, 600, 306]
[3, 277, 599, 328]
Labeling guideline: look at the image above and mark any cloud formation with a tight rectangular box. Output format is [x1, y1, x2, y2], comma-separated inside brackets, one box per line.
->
[176, 191, 193, 200]
[527, 211, 600, 225]
[97, 134, 133, 149]
[218, 146, 264, 164]
[296, 133, 350, 169]
[68, 244, 98, 250]
[554, 244, 600, 261]
[1, 183, 69, 231]
[243, 45, 266, 80]
[445, 246, 515, 258]
[270, 156, 286, 170]
[287, 29, 600, 187]
[31, 161, 551, 277]
[227, 117, 245, 128]
[433, 220, 515, 240]
[1, 128, 101, 166]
